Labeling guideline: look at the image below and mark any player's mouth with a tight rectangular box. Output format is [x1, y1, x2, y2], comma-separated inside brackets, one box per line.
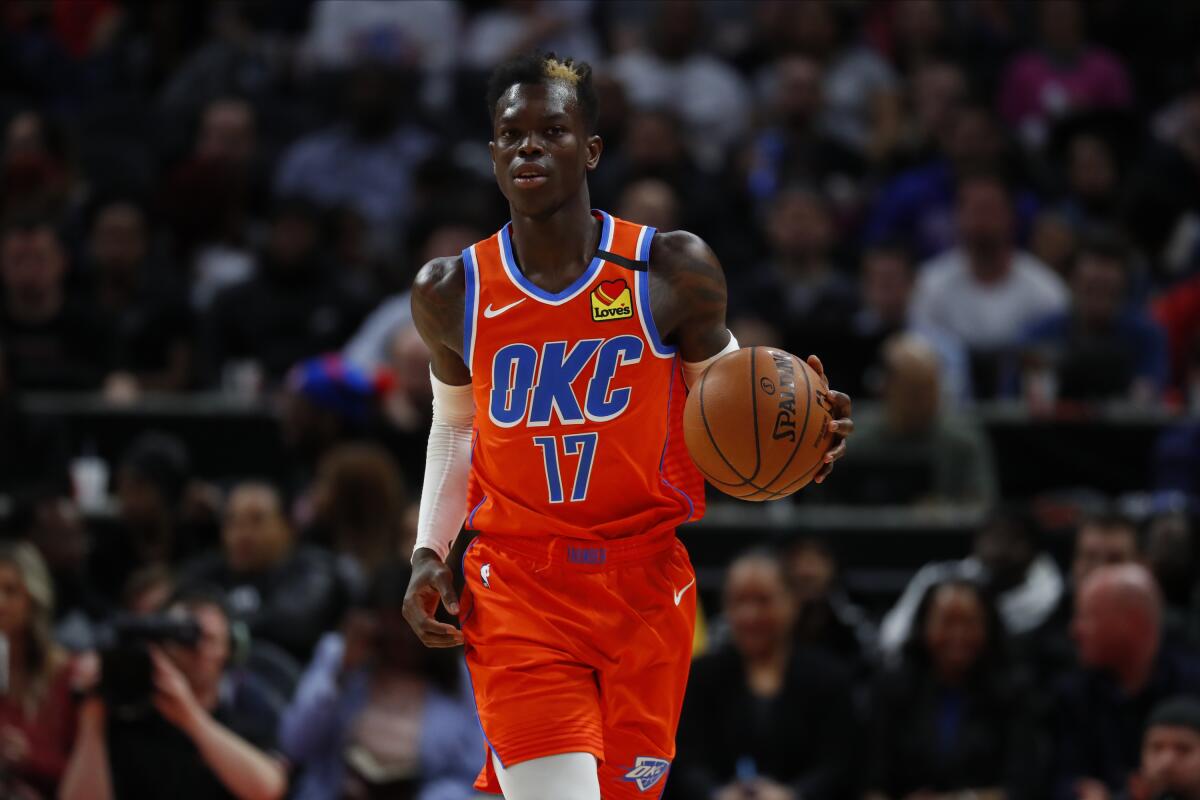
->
[512, 164, 549, 188]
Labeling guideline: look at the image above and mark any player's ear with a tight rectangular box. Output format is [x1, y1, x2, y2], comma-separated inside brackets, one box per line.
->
[585, 134, 603, 172]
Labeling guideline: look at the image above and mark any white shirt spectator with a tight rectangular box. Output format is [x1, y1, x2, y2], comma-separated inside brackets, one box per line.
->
[302, 0, 461, 109]
[910, 248, 1069, 351]
[462, 1, 602, 70]
[609, 50, 750, 170]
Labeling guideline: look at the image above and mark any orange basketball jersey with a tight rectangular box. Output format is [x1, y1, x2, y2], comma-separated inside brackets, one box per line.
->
[461, 210, 705, 540]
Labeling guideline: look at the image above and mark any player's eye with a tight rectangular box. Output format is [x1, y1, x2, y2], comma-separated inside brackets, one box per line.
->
[546, 126, 566, 137]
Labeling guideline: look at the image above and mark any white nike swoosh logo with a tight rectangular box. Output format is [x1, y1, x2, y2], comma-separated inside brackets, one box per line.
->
[673, 578, 696, 606]
[483, 299, 525, 318]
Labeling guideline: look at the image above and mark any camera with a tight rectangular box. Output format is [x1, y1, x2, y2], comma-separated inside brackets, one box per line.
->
[96, 613, 201, 717]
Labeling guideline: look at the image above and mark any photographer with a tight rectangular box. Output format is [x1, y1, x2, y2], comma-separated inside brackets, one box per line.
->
[59, 588, 286, 800]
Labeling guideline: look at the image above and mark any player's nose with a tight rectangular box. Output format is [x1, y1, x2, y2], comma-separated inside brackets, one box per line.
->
[516, 133, 545, 156]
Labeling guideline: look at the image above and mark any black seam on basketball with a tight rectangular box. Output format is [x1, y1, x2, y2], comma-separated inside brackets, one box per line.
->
[698, 354, 756, 486]
[748, 346, 763, 481]
[756, 352, 814, 491]
[693, 459, 775, 492]
[755, 408, 831, 498]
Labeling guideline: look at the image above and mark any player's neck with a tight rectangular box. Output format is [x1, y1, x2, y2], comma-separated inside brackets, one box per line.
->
[508, 194, 600, 290]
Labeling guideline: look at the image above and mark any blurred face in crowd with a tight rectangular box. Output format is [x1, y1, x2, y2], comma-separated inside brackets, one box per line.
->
[944, 108, 1001, 170]
[3, 112, 46, 160]
[1145, 512, 1195, 604]
[0, 563, 31, 639]
[957, 179, 1014, 263]
[773, 55, 824, 128]
[725, 556, 796, 661]
[975, 518, 1035, 591]
[90, 202, 148, 277]
[1072, 566, 1160, 670]
[786, 543, 835, 606]
[1072, 255, 1127, 329]
[616, 178, 680, 232]
[267, 209, 320, 270]
[1068, 135, 1117, 202]
[767, 189, 833, 264]
[861, 249, 913, 325]
[1072, 522, 1139, 588]
[346, 66, 400, 139]
[923, 583, 988, 682]
[1140, 725, 1200, 799]
[882, 337, 940, 434]
[197, 99, 256, 166]
[117, 469, 169, 529]
[490, 80, 599, 219]
[911, 62, 967, 140]
[223, 483, 291, 573]
[167, 602, 230, 695]
[625, 110, 683, 169]
[1040, 0, 1084, 54]
[1, 225, 66, 320]
[893, 0, 945, 54]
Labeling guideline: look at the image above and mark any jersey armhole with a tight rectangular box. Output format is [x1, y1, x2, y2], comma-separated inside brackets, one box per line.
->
[634, 226, 677, 359]
[462, 245, 480, 375]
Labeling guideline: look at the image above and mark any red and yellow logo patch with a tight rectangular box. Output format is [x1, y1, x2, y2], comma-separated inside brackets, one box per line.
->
[590, 279, 633, 322]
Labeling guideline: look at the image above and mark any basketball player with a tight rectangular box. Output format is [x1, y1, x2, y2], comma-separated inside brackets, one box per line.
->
[403, 53, 853, 799]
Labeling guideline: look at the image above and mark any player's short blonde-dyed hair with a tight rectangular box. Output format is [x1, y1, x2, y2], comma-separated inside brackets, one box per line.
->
[486, 51, 599, 132]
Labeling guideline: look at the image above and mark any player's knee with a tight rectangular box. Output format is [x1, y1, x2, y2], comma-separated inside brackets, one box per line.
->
[491, 751, 601, 800]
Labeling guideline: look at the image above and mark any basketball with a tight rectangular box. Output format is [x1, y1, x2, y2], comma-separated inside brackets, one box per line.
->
[683, 347, 833, 501]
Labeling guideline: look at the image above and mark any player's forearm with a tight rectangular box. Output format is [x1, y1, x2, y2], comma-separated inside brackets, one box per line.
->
[414, 370, 475, 560]
[187, 711, 287, 800]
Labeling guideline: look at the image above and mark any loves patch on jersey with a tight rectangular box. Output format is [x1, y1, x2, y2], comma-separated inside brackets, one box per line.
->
[591, 278, 633, 322]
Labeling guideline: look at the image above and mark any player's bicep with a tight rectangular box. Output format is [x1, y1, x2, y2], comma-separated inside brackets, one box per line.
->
[411, 257, 472, 386]
[652, 231, 730, 363]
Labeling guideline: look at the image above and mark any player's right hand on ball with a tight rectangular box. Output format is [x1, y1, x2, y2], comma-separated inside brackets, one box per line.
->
[403, 548, 465, 648]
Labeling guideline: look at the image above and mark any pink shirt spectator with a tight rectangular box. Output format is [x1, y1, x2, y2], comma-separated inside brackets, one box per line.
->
[999, 49, 1132, 146]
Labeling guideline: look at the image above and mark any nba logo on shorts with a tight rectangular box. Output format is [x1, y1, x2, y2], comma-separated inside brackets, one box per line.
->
[481, 563, 491, 588]
[623, 756, 670, 791]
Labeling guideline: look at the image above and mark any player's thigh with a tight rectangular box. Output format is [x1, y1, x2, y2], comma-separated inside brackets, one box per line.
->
[491, 751, 601, 800]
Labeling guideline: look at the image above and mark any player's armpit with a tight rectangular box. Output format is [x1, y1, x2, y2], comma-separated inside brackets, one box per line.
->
[411, 255, 471, 385]
[646, 230, 730, 363]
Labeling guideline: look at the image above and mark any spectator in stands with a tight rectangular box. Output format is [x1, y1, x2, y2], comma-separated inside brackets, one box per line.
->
[608, 1, 751, 170]
[739, 54, 864, 209]
[202, 197, 369, 389]
[1053, 564, 1200, 800]
[865, 103, 1039, 260]
[90, 432, 198, 601]
[1153, 269, 1200, 405]
[280, 560, 481, 800]
[881, 507, 1063, 656]
[783, 536, 877, 671]
[729, 187, 857, 358]
[1016, 230, 1168, 404]
[308, 443, 411, 576]
[178, 481, 351, 662]
[275, 63, 436, 256]
[909, 171, 1068, 398]
[462, 0, 601, 70]
[615, 178, 681, 233]
[0, 215, 113, 391]
[1017, 511, 1142, 685]
[819, 334, 997, 506]
[1058, 131, 1125, 232]
[885, 60, 969, 173]
[87, 199, 194, 397]
[0, 543, 76, 800]
[672, 551, 855, 800]
[61, 587, 287, 800]
[1123, 696, 1200, 800]
[1, 111, 78, 223]
[161, 97, 265, 308]
[999, 0, 1133, 149]
[865, 579, 1039, 800]
[1143, 509, 1199, 644]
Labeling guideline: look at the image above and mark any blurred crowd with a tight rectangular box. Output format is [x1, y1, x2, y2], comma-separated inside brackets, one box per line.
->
[2, 0, 1200, 799]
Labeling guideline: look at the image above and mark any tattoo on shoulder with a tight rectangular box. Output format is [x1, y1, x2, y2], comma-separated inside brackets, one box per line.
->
[412, 256, 466, 350]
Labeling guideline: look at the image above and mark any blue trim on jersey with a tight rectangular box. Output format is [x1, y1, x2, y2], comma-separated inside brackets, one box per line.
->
[637, 262, 677, 357]
[466, 495, 487, 529]
[638, 225, 657, 262]
[499, 211, 612, 303]
[462, 246, 478, 370]
[658, 357, 696, 521]
[463, 658, 505, 770]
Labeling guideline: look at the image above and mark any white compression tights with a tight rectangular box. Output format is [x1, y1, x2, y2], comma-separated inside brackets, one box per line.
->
[491, 751, 601, 800]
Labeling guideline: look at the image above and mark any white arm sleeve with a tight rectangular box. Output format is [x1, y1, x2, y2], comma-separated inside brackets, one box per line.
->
[413, 371, 475, 562]
[681, 331, 739, 389]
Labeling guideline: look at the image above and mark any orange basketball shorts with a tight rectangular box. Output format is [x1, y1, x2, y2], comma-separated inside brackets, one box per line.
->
[458, 529, 696, 798]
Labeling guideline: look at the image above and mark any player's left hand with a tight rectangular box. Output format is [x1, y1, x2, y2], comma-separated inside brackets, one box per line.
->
[806, 354, 852, 484]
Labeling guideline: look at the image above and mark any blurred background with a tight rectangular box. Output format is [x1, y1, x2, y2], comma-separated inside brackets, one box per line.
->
[1, 0, 1200, 799]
